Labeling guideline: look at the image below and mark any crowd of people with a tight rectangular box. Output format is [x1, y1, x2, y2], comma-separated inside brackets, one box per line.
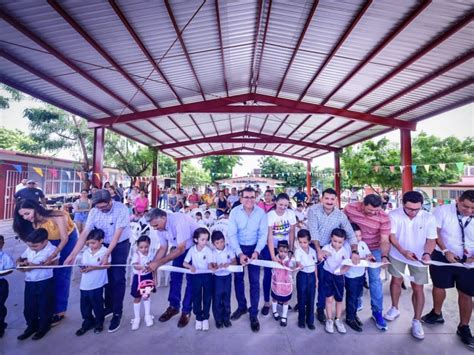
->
[0, 181, 472, 349]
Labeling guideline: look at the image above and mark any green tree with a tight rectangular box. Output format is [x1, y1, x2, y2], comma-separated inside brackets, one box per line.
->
[200, 156, 242, 182]
[182, 163, 211, 187]
[0, 127, 35, 150]
[158, 153, 178, 177]
[0, 84, 23, 109]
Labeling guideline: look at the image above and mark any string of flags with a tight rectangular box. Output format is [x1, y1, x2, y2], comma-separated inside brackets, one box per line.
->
[373, 162, 465, 174]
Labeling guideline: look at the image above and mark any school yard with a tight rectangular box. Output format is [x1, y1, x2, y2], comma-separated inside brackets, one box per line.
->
[0, 220, 471, 355]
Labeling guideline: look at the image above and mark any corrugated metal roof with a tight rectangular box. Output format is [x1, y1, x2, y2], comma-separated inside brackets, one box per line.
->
[1, 0, 472, 161]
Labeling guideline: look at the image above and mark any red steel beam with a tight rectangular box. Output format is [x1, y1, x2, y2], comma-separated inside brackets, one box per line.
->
[249, 0, 265, 94]
[390, 78, 474, 118]
[164, 0, 206, 100]
[109, 0, 183, 104]
[0, 50, 114, 117]
[400, 129, 413, 193]
[275, 0, 319, 97]
[298, 0, 372, 100]
[215, 0, 229, 97]
[314, 120, 354, 144]
[367, 51, 474, 114]
[108, 126, 150, 147]
[89, 93, 415, 130]
[168, 146, 310, 162]
[413, 97, 473, 123]
[158, 131, 337, 151]
[344, 13, 473, 109]
[320, 1, 431, 105]
[252, 0, 272, 95]
[258, 114, 270, 134]
[48, 0, 160, 109]
[126, 123, 164, 145]
[0, 8, 137, 112]
[326, 123, 375, 146]
[284, 116, 335, 155]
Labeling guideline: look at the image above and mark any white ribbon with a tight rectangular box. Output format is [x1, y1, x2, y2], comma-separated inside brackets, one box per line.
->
[341, 259, 390, 268]
[158, 265, 243, 274]
[248, 259, 293, 271]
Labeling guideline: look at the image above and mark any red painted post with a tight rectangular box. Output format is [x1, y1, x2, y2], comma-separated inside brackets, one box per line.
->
[92, 127, 105, 188]
[401, 129, 413, 193]
[306, 160, 312, 197]
[334, 151, 341, 208]
[151, 149, 158, 207]
[176, 159, 182, 192]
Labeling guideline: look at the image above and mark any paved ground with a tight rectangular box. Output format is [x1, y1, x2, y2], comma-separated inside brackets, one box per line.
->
[0, 220, 472, 355]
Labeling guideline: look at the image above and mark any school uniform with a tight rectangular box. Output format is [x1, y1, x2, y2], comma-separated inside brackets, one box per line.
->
[0, 250, 14, 332]
[130, 250, 155, 298]
[343, 241, 370, 321]
[321, 244, 350, 302]
[21, 242, 56, 333]
[80, 246, 110, 330]
[211, 246, 235, 323]
[295, 247, 317, 326]
[184, 245, 213, 321]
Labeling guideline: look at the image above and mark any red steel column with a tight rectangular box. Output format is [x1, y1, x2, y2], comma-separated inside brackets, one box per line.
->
[176, 159, 182, 192]
[151, 149, 158, 207]
[401, 129, 413, 193]
[306, 160, 312, 197]
[334, 150, 341, 208]
[92, 127, 105, 188]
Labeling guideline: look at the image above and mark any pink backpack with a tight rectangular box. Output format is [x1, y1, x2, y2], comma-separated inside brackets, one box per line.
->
[271, 259, 293, 297]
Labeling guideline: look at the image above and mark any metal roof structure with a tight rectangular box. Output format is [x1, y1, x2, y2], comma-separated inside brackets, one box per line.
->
[1, 0, 472, 162]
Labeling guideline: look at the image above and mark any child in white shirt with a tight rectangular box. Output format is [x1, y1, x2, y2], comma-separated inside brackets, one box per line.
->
[321, 228, 351, 334]
[343, 223, 374, 332]
[131, 235, 156, 330]
[76, 228, 110, 336]
[209, 230, 236, 328]
[203, 211, 214, 228]
[294, 229, 317, 329]
[17, 228, 57, 341]
[0, 235, 14, 338]
[183, 227, 213, 331]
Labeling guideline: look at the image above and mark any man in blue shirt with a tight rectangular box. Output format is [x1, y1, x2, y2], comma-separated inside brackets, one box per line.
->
[293, 187, 308, 204]
[228, 187, 267, 332]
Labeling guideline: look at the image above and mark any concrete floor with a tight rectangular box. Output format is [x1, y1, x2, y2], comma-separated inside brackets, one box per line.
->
[0, 221, 472, 355]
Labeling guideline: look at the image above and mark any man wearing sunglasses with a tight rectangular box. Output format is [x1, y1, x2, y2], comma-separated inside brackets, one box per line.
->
[384, 191, 437, 340]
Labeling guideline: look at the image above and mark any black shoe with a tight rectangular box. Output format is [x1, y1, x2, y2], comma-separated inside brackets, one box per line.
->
[75, 327, 90, 336]
[230, 308, 247, 321]
[108, 314, 121, 333]
[293, 304, 299, 312]
[421, 309, 444, 324]
[17, 327, 37, 340]
[0, 324, 5, 338]
[50, 314, 64, 327]
[261, 305, 270, 316]
[363, 279, 369, 289]
[272, 311, 280, 321]
[216, 321, 223, 329]
[316, 308, 326, 323]
[223, 319, 232, 328]
[457, 325, 474, 348]
[346, 318, 363, 332]
[280, 317, 287, 327]
[307, 323, 316, 330]
[355, 315, 363, 327]
[298, 322, 305, 329]
[401, 281, 407, 290]
[250, 318, 260, 332]
[94, 326, 103, 334]
[288, 305, 293, 311]
[32, 327, 50, 340]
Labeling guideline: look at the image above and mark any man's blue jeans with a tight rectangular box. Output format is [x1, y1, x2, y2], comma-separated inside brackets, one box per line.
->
[168, 248, 192, 314]
[234, 245, 260, 318]
[367, 249, 383, 313]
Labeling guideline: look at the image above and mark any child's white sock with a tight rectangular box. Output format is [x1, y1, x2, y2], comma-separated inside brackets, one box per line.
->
[143, 299, 151, 317]
[133, 302, 141, 319]
[272, 302, 278, 314]
[282, 304, 289, 318]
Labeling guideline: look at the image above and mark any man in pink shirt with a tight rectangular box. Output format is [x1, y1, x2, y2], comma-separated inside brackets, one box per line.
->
[344, 194, 391, 331]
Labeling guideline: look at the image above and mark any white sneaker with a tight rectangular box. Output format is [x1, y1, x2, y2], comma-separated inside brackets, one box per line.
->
[384, 306, 400, 321]
[202, 319, 209, 331]
[325, 319, 334, 334]
[411, 319, 424, 340]
[131, 318, 140, 331]
[195, 320, 202, 330]
[334, 318, 347, 334]
[144, 315, 154, 327]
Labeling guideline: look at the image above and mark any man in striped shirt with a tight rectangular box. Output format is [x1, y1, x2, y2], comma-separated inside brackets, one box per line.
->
[344, 194, 391, 331]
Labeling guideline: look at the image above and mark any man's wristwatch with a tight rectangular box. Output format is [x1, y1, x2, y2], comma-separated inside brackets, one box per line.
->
[351, 250, 359, 255]
[441, 249, 449, 256]
[422, 252, 431, 257]
[381, 255, 389, 260]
